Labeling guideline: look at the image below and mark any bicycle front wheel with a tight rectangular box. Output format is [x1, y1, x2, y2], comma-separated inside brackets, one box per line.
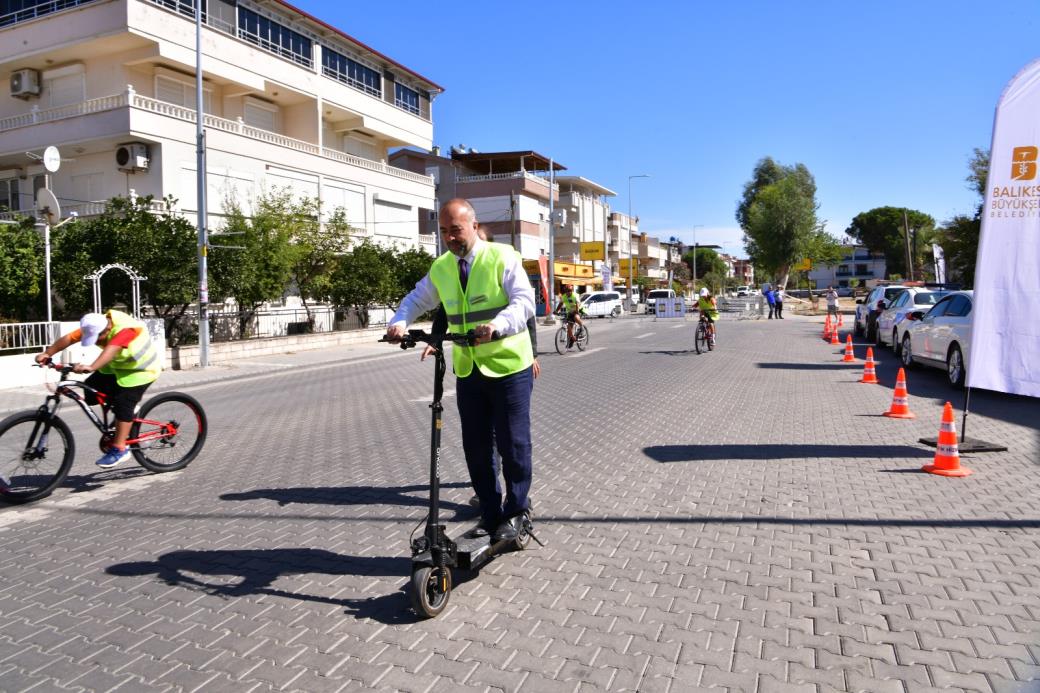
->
[695, 325, 707, 354]
[0, 411, 75, 504]
[130, 392, 207, 472]
[555, 327, 569, 354]
[575, 325, 589, 351]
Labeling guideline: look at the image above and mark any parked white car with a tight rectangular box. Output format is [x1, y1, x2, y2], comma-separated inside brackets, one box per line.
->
[646, 289, 675, 314]
[899, 290, 974, 388]
[855, 284, 912, 342]
[580, 290, 624, 318]
[876, 288, 952, 353]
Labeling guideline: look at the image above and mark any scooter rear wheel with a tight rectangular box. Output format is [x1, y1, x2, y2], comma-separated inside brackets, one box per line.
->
[410, 565, 452, 618]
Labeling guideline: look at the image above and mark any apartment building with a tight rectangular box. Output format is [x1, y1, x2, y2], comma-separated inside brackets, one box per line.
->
[808, 244, 886, 289]
[0, 0, 441, 251]
[606, 211, 639, 287]
[553, 175, 614, 274]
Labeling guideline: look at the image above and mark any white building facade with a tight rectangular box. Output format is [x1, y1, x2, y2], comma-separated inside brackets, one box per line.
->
[0, 0, 441, 252]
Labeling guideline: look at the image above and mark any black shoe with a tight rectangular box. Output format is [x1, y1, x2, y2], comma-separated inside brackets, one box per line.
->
[466, 520, 495, 539]
[493, 514, 524, 542]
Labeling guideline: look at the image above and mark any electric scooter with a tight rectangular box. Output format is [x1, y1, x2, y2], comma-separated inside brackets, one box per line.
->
[381, 329, 541, 618]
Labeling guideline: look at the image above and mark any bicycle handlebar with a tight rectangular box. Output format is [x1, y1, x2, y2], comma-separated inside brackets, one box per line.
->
[33, 360, 75, 378]
[379, 328, 500, 350]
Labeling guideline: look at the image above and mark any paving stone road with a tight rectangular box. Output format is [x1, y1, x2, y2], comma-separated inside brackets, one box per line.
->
[1, 313, 1038, 692]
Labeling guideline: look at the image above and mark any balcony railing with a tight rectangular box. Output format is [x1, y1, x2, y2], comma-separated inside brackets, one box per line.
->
[455, 170, 558, 190]
[0, 88, 433, 187]
[0, 0, 99, 27]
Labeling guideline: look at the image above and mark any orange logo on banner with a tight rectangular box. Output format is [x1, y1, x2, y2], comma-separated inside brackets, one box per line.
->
[1011, 146, 1038, 180]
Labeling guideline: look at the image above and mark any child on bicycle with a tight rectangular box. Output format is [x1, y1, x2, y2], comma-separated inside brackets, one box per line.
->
[555, 285, 585, 348]
[697, 288, 719, 344]
[35, 310, 161, 469]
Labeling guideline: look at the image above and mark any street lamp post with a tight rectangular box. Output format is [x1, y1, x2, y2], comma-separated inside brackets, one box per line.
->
[627, 174, 649, 305]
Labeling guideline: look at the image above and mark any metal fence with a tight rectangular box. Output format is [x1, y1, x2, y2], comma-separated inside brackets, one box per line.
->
[718, 297, 765, 319]
[163, 305, 380, 346]
[0, 321, 59, 355]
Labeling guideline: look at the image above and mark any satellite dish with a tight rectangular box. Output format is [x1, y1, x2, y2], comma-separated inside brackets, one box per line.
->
[42, 146, 61, 173]
[36, 188, 61, 226]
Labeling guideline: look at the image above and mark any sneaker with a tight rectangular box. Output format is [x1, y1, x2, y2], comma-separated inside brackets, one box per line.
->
[96, 446, 131, 469]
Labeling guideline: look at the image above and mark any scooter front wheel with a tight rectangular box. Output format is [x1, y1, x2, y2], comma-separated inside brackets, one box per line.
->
[410, 565, 452, 618]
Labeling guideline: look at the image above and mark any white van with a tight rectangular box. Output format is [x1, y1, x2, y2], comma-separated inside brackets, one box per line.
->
[579, 290, 624, 318]
[646, 289, 676, 314]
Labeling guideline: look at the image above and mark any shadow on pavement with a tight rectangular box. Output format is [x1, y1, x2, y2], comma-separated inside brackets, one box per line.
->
[107, 548, 422, 622]
[756, 362, 859, 370]
[644, 443, 933, 462]
[220, 483, 476, 519]
[638, 349, 699, 356]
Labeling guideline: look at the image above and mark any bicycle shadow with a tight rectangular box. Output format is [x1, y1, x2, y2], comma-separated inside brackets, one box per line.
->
[219, 483, 477, 520]
[638, 349, 699, 356]
[64, 467, 151, 494]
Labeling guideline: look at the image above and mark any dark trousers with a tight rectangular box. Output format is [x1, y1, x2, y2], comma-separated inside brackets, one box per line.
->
[775, 301, 784, 318]
[456, 365, 533, 526]
[767, 304, 775, 319]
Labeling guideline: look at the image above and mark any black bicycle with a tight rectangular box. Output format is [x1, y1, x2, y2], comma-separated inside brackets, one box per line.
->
[694, 313, 715, 354]
[554, 308, 589, 354]
[0, 362, 207, 504]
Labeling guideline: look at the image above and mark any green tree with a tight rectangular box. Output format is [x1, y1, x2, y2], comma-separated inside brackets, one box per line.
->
[210, 192, 298, 335]
[684, 247, 726, 280]
[933, 148, 988, 287]
[389, 245, 434, 309]
[845, 206, 935, 279]
[51, 196, 198, 324]
[286, 200, 353, 327]
[0, 216, 43, 321]
[741, 166, 819, 287]
[328, 239, 396, 327]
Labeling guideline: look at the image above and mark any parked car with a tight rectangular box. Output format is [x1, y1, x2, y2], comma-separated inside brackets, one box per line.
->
[646, 289, 676, 314]
[855, 284, 912, 342]
[899, 290, 974, 388]
[735, 285, 751, 297]
[580, 290, 624, 318]
[836, 287, 854, 297]
[877, 288, 951, 353]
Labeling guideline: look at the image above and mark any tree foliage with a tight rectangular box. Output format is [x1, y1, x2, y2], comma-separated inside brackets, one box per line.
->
[932, 148, 988, 287]
[51, 196, 198, 322]
[328, 240, 396, 327]
[684, 247, 727, 279]
[739, 159, 820, 287]
[0, 217, 43, 321]
[390, 246, 435, 308]
[844, 206, 935, 279]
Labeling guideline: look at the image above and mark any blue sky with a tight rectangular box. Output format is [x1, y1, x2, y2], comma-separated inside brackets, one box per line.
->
[295, 0, 1040, 257]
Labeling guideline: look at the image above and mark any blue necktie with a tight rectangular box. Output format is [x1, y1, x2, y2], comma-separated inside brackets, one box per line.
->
[458, 258, 469, 291]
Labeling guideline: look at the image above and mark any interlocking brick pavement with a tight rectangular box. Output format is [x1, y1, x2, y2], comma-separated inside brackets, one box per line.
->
[0, 313, 1038, 692]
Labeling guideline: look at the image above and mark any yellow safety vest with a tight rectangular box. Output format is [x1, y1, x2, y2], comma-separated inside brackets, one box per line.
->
[429, 243, 534, 378]
[561, 293, 580, 310]
[100, 309, 161, 387]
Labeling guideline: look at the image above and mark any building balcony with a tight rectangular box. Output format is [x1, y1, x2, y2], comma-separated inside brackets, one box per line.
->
[0, 88, 434, 190]
[454, 170, 558, 202]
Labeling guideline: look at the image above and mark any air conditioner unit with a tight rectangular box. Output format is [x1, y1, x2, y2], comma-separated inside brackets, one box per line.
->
[10, 69, 41, 99]
[116, 143, 150, 172]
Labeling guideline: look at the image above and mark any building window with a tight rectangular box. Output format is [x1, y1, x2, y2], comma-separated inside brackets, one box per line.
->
[0, 178, 21, 212]
[1, 0, 100, 27]
[43, 69, 85, 108]
[855, 264, 869, 276]
[394, 83, 420, 115]
[322, 48, 381, 97]
[155, 74, 213, 112]
[243, 97, 278, 131]
[237, 7, 312, 68]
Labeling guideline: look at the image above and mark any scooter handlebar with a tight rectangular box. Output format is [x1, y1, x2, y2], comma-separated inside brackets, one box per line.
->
[379, 329, 500, 349]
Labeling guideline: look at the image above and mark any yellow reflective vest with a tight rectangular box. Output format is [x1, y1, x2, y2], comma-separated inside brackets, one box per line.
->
[100, 309, 161, 387]
[429, 243, 534, 378]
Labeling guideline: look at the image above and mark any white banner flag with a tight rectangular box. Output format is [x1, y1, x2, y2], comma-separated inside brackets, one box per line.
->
[931, 243, 946, 284]
[967, 59, 1040, 397]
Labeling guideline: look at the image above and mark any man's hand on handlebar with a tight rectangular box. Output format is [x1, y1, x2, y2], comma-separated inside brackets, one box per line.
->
[383, 324, 407, 343]
[472, 324, 494, 344]
[34, 353, 52, 366]
[72, 363, 94, 374]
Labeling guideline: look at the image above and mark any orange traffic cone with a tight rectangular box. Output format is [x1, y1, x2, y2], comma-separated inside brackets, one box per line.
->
[922, 402, 972, 477]
[822, 315, 832, 340]
[837, 313, 844, 327]
[883, 368, 916, 419]
[830, 324, 841, 345]
[860, 347, 879, 383]
[842, 335, 856, 362]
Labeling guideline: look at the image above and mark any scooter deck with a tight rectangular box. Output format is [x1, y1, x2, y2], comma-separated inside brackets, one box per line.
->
[412, 524, 513, 572]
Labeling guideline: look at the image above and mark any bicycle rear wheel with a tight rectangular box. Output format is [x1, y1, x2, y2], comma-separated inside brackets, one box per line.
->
[707, 327, 716, 351]
[554, 327, 569, 354]
[130, 392, 207, 472]
[575, 325, 589, 351]
[0, 411, 75, 504]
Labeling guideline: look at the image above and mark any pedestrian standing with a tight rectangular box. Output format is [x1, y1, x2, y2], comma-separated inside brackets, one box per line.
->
[765, 286, 776, 319]
[826, 286, 839, 319]
[386, 198, 536, 543]
[774, 286, 786, 319]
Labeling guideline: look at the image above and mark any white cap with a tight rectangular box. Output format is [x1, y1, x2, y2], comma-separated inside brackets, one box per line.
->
[699, 287, 709, 297]
[79, 313, 108, 347]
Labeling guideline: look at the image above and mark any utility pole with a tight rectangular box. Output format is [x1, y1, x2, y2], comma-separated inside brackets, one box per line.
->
[510, 192, 517, 250]
[195, 0, 210, 367]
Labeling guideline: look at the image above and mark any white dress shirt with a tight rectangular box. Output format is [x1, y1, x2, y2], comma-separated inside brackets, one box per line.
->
[390, 239, 535, 336]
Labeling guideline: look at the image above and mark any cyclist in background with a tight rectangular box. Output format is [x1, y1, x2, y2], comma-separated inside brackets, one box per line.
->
[555, 285, 584, 348]
[697, 287, 719, 345]
[35, 311, 161, 469]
